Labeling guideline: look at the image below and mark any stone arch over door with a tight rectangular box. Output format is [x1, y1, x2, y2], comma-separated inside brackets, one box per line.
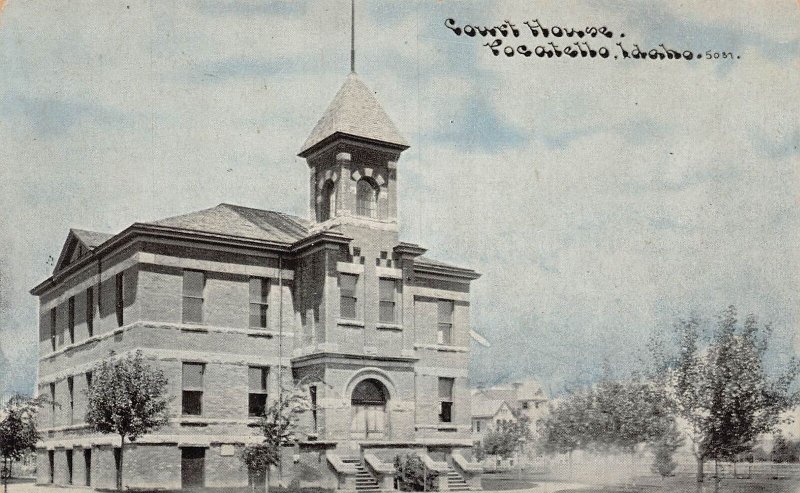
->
[346, 369, 395, 440]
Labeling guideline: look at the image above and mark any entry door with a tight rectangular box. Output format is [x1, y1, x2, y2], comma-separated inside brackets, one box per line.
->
[181, 448, 205, 489]
[351, 404, 386, 439]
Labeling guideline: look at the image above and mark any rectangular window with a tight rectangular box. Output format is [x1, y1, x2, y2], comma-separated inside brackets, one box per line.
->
[248, 366, 268, 417]
[86, 371, 93, 391]
[48, 451, 54, 483]
[68, 296, 75, 344]
[50, 308, 57, 351]
[84, 449, 92, 486]
[378, 278, 396, 323]
[438, 377, 454, 423]
[66, 449, 73, 484]
[182, 270, 205, 324]
[310, 385, 318, 433]
[182, 363, 204, 416]
[115, 272, 124, 327]
[475, 420, 481, 432]
[339, 273, 358, 320]
[437, 300, 454, 345]
[86, 287, 94, 337]
[249, 278, 269, 329]
[49, 383, 56, 426]
[67, 376, 74, 424]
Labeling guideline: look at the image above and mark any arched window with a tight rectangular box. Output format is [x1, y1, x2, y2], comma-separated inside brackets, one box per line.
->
[351, 379, 387, 406]
[356, 178, 378, 218]
[319, 180, 335, 221]
[351, 378, 388, 439]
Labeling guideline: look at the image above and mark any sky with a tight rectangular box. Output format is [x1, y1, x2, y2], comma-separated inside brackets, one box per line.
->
[0, 0, 798, 397]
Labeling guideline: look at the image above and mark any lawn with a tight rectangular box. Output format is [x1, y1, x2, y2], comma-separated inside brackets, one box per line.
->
[557, 475, 800, 493]
[481, 471, 538, 491]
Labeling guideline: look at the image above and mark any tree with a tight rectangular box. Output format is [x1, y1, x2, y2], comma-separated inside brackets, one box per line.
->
[483, 412, 532, 459]
[650, 422, 683, 479]
[537, 377, 674, 455]
[241, 382, 308, 493]
[665, 306, 800, 482]
[85, 351, 170, 490]
[0, 395, 41, 493]
[770, 434, 799, 463]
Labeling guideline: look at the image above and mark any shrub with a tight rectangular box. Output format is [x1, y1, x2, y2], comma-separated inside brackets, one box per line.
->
[393, 454, 437, 491]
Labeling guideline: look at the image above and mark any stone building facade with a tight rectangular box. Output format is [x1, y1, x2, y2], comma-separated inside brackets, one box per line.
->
[31, 72, 483, 491]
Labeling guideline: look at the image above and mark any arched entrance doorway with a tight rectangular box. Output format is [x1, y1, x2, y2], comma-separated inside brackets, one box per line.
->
[350, 378, 388, 439]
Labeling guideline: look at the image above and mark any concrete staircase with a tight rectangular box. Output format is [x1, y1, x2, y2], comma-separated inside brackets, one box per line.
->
[341, 457, 381, 493]
[444, 465, 472, 491]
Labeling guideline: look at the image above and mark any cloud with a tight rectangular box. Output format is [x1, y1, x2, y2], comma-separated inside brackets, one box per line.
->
[0, 94, 133, 138]
[192, 0, 307, 17]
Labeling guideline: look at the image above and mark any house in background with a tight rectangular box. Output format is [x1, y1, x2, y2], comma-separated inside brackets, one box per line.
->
[30, 65, 485, 491]
[470, 379, 548, 467]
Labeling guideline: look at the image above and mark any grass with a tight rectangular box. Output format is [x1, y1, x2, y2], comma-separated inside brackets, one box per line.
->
[481, 471, 538, 491]
[557, 475, 800, 493]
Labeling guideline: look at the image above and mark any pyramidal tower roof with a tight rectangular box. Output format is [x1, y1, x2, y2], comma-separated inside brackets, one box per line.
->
[298, 72, 409, 157]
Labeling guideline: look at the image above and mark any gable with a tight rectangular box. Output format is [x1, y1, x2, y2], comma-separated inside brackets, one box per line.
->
[53, 229, 112, 273]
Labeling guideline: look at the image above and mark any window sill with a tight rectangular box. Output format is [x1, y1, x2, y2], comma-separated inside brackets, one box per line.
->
[414, 343, 469, 353]
[180, 325, 208, 333]
[338, 319, 365, 328]
[247, 329, 274, 338]
[376, 323, 402, 331]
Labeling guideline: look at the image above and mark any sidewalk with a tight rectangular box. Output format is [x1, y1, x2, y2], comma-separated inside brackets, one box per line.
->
[485, 483, 591, 493]
[5, 483, 93, 493]
[5, 482, 592, 493]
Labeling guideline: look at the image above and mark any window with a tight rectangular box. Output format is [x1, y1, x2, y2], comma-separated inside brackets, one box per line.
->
[319, 180, 335, 221]
[49, 308, 57, 351]
[378, 278, 396, 323]
[66, 449, 73, 484]
[48, 451, 54, 483]
[182, 363, 204, 416]
[67, 376, 74, 424]
[339, 273, 358, 319]
[475, 420, 481, 432]
[437, 300, 454, 345]
[84, 449, 92, 486]
[86, 287, 94, 337]
[49, 383, 56, 426]
[249, 278, 269, 329]
[521, 401, 529, 410]
[86, 371, 93, 391]
[310, 385, 318, 433]
[182, 270, 205, 324]
[356, 178, 378, 218]
[115, 272, 124, 327]
[438, 377, 454, 423]
[248, 366, 268, 417]
[68, 296, 75, 344]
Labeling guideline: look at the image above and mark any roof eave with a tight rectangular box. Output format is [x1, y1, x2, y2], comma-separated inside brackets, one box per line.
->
[298, 131, 409, 159]
[414, 262, 481, 281]
[31, 223, 298, 296]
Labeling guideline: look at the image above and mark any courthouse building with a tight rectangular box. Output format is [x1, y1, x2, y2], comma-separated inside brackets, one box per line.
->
[31, 68, 484, 490]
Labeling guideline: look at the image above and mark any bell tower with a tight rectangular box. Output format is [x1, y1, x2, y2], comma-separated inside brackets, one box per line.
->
[297, 1, 408, 230]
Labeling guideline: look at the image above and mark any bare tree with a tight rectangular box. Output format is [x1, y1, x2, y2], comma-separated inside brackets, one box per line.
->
[241, 382, 309, 493]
